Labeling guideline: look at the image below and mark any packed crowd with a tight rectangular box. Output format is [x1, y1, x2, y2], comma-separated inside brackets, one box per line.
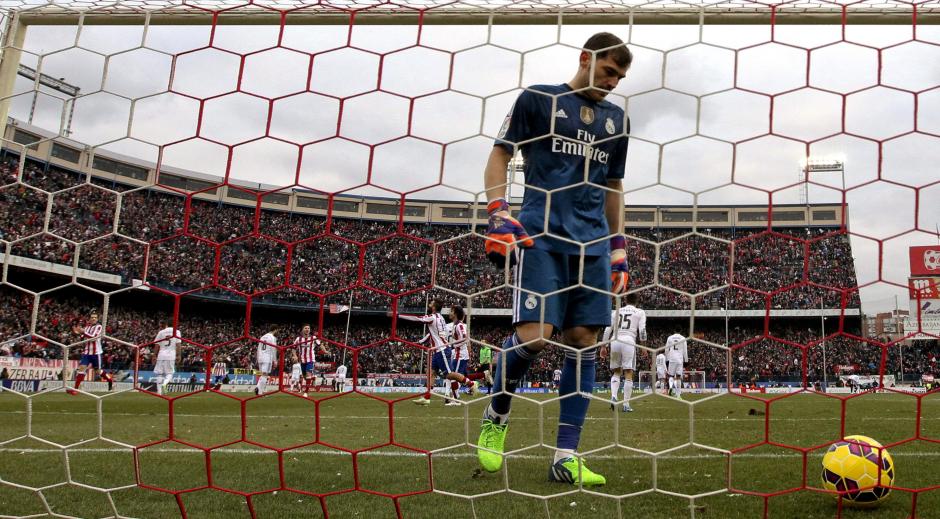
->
[0, 157, 862, 312]
[0, 154, 887, 388]
[627, 227, 861, 310]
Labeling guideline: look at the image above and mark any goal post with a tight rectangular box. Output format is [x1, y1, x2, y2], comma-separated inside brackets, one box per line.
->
[0, 14, 26, 135]
[8, 2, 940, 26]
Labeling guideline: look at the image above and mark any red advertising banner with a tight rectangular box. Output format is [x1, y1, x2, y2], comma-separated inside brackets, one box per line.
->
[910, 277, 940, 299]
[0, 356, 78, 369]
[910, 246, 940, 276]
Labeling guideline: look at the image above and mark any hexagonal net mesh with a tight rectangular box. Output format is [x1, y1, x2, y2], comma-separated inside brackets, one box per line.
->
[0, 1, 938, 518]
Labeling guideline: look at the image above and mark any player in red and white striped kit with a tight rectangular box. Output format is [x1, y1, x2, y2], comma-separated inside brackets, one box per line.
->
[444, 305, 477, 405]
[393, 299, 449, 406]
[211, 357, 229, 390]
[294, 324, 327, 397]
[70, 311, 103, 394]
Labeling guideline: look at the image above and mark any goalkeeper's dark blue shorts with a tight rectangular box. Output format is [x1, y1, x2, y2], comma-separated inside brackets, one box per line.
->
[512, 248, 612, 330]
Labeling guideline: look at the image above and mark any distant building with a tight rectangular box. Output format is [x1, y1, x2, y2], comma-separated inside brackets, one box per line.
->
[865, 310, 909, 342]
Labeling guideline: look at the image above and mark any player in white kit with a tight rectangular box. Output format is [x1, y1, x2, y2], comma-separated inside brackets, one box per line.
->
[394, 299, 449, 406]
[153, 324, 182, 395]
[255, 327, 278, 396]
[333, 364, 348, 392]
[655, 352, 667, 394]
[287, 352, 303, 392]
[602, 293, 646, 412]
[665, 332, 688, 398]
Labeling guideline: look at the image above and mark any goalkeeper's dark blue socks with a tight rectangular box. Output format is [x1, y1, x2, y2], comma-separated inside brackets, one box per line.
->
[488, 333, 539, 417]
[555, 348, 596, 454]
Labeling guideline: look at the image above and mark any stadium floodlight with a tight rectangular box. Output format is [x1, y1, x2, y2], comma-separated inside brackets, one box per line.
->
[803, 158, 846, 173]
[13, 63, 79, 136]
[799, 157, 846, 206]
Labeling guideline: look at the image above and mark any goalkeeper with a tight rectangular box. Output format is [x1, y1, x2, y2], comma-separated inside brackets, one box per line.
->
[477, 32, 632, 487]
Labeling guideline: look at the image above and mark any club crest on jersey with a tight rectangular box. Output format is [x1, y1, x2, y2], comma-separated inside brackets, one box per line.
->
[605, 117, 616, 134]
[525, 294, 538, 310]
[580, 106, 594, 125]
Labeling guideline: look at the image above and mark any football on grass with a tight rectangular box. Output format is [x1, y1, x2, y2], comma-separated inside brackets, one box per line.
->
[821, 434, 894, 507]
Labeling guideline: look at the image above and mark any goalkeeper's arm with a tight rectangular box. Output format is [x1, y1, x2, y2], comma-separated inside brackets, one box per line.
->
[483, 146, 533, 267]
[484, 145, 513, 203]
[606, 180, 628, 294]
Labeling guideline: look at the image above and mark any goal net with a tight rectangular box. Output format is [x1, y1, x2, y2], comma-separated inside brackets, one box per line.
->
[0, 0, 937, 518]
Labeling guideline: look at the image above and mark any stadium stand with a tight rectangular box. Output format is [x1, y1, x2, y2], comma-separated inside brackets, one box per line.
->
[1, 145, 921, 391]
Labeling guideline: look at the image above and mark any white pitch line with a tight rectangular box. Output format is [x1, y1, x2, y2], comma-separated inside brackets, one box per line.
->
[0, 410, 937, 423]
[2, 447, 939, 459]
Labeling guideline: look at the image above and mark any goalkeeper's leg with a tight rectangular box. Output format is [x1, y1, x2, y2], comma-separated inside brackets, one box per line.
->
[478, 325, 549, 472]
[479, 250, 562, 472]
[483, 331, 544, 421]
[548, 255, 611, 486]
[550, 336, 604, 486]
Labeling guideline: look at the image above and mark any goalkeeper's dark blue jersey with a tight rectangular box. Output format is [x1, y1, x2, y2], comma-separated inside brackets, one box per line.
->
[495, 83, 629, 256]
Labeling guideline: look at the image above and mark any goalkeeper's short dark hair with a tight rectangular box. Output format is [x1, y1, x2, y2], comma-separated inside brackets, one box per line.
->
[584, 32, 632, 69]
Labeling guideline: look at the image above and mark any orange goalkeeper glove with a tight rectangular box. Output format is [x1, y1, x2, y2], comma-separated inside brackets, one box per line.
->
[484, 198, 534, 268]
[610, 235, 629, 294]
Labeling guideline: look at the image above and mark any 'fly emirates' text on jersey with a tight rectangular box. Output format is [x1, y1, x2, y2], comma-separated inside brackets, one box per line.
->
[496, 83, 629, 256]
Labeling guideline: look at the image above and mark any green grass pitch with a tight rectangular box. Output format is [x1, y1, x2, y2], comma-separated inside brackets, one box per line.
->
[0, 389, 938, 518]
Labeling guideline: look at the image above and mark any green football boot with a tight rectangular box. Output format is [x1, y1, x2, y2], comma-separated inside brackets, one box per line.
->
[477, 419, 509, 472]
[548, 456, 607, 486]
